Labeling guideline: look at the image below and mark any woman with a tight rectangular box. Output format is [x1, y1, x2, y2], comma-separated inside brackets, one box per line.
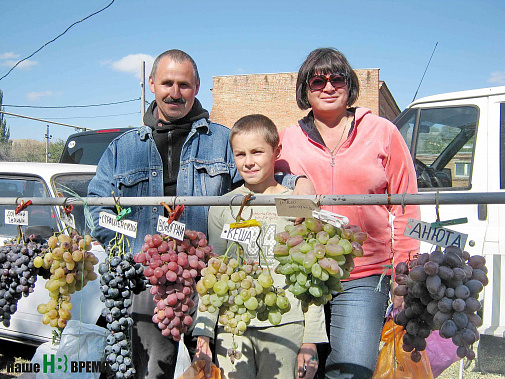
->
[276, 48, 420, 379]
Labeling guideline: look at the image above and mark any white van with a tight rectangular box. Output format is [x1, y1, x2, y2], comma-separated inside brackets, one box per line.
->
[394, 86, 505, 341]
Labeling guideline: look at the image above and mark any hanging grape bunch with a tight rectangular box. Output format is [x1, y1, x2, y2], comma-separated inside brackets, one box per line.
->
[196, 242, 289, 363]
[99, 232, 146, 379]
[0, 234, 48, 327]
[197, 254, 289, 331]
[134, 230, 214, 341]
[35, 230, 99, 330]
[393, 246, 488, 362]
[273, 217, 366, 306]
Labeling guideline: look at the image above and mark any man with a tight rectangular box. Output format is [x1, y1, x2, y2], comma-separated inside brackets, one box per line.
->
[88, 49, 298, 378]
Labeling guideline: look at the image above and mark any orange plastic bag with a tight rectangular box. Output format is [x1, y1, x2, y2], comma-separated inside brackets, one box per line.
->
[178, 360, 221, 379]
[373, 319, 434, 379]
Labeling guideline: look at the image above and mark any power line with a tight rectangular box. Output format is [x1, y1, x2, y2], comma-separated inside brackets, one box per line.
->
[3, 98, 140, 109]
[46, 111, 139, 120]
[0, 110, 91, 131]
[0, 0, 115, 81]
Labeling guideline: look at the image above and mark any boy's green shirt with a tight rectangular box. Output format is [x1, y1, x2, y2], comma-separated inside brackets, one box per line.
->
[193, 185, 328, 344]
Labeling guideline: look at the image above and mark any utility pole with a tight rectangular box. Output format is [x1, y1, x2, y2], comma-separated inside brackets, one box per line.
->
[141, 61, 145, 126]
[45, 125, 51, 163]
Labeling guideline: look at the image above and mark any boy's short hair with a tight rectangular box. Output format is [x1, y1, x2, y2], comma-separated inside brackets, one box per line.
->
[230, 114, 279, 150]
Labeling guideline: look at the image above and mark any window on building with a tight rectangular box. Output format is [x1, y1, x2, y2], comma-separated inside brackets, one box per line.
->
[454, 162, 471, 177]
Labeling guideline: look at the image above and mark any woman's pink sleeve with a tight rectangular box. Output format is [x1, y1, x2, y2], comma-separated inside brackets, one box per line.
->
[385, 128, 421, 267]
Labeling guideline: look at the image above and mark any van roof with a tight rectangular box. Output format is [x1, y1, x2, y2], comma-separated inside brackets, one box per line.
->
[409, 85, 505, 108]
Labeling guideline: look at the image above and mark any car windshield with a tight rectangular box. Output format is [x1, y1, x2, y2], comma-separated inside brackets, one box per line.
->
[395, 106, 479, 190]
[52, 173, 96, 236]
[0, 176, 56, 238]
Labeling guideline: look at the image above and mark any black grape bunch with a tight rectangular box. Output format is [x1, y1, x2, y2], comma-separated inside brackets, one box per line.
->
[0, 234, 48, 327]
[99, 232, 146, 379]
[393, 246, 488, 362]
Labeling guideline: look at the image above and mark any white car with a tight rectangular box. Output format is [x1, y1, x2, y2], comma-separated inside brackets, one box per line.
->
[0, 162, 106, 345]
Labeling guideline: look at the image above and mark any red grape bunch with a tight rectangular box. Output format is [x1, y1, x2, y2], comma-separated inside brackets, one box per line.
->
[273, 217, 366, 306]
[393, 246, 488, 362]
[134, 230, 214, 341]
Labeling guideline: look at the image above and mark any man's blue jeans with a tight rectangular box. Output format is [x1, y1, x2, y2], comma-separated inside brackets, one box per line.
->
[325, 275, 390, 379]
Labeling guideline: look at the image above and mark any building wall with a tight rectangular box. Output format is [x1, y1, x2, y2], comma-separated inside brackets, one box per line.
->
[210, 69, 400, 130]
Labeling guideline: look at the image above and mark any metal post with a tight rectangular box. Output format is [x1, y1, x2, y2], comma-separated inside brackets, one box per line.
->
[45, 125, 49, 163]
[141, 61, 145, 126]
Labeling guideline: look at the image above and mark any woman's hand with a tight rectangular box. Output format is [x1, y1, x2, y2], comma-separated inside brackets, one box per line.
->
[194, 336, 213, 378]
[297, 343, 318, 379]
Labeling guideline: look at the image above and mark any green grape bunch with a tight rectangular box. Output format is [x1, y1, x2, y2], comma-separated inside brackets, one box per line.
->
[196, 255, 290, 337]
[273, 217, 367, 307]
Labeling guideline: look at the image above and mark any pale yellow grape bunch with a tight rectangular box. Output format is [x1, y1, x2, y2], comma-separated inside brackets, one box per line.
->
[196, 256, 289, 336]
[35, 230, 98, 329]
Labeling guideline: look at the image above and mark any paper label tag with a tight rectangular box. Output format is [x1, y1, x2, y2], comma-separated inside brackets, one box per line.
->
[220, 224, 260, 245]
[275, 198, 318, 218]
[5, 210, 28, 225]
[157, 216, 186, 241]
[98, 211, 138, 238]
[60, 209, 76, 229]
[403, 218, 468, 249]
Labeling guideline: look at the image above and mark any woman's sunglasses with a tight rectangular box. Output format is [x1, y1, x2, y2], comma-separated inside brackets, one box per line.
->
[308, 74, 347, 91]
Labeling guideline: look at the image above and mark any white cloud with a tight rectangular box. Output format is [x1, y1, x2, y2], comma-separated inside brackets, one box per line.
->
[488, 71, 505, 85]
[26, 91, 60, 102]
[2, 59, 38, 69]
[107, 54, 155, 79]
[0, 52, 19, 60]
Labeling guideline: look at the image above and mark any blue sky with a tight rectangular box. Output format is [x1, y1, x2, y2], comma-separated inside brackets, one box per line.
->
[1, 0, 504, 142]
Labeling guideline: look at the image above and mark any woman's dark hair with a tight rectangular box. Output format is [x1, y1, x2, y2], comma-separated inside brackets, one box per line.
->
[296, 48, 359, 110]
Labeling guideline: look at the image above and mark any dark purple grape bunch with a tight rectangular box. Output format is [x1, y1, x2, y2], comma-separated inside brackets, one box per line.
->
[98, 249, 146, 379]
[0, 237, 48, 327]
[393, 246, 488, 362]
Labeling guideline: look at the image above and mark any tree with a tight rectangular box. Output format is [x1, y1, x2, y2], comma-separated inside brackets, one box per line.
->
[0, 89, 10, 143]
[47, 138, 65, 163]
[0, 90, 12, 161]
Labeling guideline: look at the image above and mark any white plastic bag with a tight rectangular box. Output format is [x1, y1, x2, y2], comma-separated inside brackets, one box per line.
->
[173, 336, 191, 379]
[32, 320, 108, 379]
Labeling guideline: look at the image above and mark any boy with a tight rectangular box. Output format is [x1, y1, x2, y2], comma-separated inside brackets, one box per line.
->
[193, 114, 327, 379]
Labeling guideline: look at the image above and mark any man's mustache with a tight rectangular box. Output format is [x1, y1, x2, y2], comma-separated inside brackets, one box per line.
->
[163, 97, 186, 104]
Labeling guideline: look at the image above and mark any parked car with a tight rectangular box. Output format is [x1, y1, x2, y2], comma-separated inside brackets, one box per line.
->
[60, 127, 131, 165]
[394, 86, 505, 343]
[0, 162, 106, 345]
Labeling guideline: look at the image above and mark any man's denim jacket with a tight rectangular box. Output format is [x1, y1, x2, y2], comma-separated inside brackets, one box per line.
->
[87, 118, 297, 254]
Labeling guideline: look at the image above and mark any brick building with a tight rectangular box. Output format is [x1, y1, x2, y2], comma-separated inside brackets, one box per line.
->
[210, 69, 400, 130]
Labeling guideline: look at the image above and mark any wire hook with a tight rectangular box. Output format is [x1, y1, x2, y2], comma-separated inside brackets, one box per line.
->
[401, 190, 407, 215]
[435, 191, 440, 222]
[237, 193, 254, 221]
